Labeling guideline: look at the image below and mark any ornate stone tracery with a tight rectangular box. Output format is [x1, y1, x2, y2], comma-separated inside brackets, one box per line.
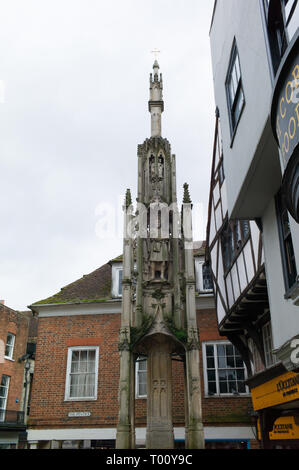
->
[116, 61, 204, 450]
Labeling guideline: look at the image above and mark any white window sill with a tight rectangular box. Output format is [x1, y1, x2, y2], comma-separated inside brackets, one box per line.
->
[64, 397, 97, 402]
[204, 393, 251, 399]
[4, 356, 15, 362]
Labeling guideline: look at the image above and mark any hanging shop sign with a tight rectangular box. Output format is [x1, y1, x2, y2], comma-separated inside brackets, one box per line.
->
[251, 371, 299, 411]
[271, 31, 299, 222]
[257, 416, 299, 440]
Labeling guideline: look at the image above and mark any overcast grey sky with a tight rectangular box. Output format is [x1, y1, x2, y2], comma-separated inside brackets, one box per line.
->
[0, 0, 216, 310]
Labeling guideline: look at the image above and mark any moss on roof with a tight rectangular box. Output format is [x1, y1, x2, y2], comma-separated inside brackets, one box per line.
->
[32, 262, 113, 306]
[31, 240, 206, 307]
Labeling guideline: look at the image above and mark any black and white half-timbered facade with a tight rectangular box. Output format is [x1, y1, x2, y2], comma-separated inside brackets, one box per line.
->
[206, 112, 274, 381]
[209, 0, 299, 449]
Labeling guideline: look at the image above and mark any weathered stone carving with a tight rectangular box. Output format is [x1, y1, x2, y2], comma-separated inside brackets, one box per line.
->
[116, 60, 204, 450]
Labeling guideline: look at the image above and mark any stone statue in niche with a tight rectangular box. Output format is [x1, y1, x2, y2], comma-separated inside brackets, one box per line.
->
[150, 155, 155, 182]
[158, 155, 164, 179]
[148, 239, 169, 281]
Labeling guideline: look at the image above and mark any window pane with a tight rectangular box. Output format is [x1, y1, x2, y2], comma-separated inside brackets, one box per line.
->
[207, 370, 216, 381]
[237, 381, 246, 393]
[72, 351, 80, 362]
[227, 370, 237, 381]
[237, 369, 245, 381]
[235, 54, 241, 81]
[6, 334, 14, 345]
[235, 357, 244, 368]
[88, 361, 95, 373]
[88, 350, 95, 361]
[218, 356, 227, 368]
[208, 382, 217, 394]
[218, 369, 227, 381]
[71, 361, 79, 373]
[219, 381, 228, 393]
[228, 381, 237, 393]
[207, 357, 215, 369]
[203, 264, 213, 290]
[139, 383, 147, 396]
[217, 345, 226, 356]
[285, 0, 299, 40]
[206, 345, 214, 357]
[137, 358, 147, 397]
[226, 356, 235, 368]
[1, 376, 9, 387]
[229, 80, 235, 104]
[80, 350, 88, 362]
[138, 358, 147, 370]
[118, 270, 123, 296]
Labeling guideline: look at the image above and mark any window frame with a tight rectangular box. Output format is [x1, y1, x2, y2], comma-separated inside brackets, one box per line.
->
[225, 39, 245, 140]
[262, 322, 277, 368]
[4, 333, 15, 360]
[195, 259, 214, 294]
[276, 191, 297, 295]
[111, 263, 123, 298]
[202, 341, 249, 397]
[265, 0, 299, 74]
[64, 346, 99, 402]
[0, 375, 10, 422]
[135, 357, 147, 399]
[221, 219, 251, 274]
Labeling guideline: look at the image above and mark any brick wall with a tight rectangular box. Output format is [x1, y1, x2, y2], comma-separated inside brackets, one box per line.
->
[197, 308, 254, 426]
[29, 313, 121, 429]
[29, 306, 255, 435]
[0, 306, 30, 412]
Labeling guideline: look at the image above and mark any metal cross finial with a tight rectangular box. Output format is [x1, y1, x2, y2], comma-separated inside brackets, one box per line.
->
[151, 48, 161, 60]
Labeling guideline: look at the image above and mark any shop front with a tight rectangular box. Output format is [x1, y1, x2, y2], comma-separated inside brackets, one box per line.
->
[248, 365, 299, 448]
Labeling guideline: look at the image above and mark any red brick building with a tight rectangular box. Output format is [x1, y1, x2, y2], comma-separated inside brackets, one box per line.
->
[27, 243, 259, 449]
[0, 302, 36, 448]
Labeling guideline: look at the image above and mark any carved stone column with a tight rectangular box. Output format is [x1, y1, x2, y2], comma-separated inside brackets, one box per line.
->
[185, 341, 205, 449]
[146, 336, 174, 449]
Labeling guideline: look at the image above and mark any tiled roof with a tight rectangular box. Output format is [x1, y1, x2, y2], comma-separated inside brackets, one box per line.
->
[31, 241, 206, 307]
[32, 263, 112, 306]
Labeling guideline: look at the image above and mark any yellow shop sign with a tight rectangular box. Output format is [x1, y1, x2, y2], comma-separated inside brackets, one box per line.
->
[258, 416, 299, 440]
[251, 371, 299, 411]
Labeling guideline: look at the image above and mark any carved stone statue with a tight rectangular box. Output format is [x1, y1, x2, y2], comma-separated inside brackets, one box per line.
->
[158, 156, 164, 179]
[150, 156, 155, 181]
[149, 239, 169, 281]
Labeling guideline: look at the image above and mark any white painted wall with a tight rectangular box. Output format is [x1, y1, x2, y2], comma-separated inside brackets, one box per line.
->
[210, 0, 281, 218]
[262, 198, 299, 349]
